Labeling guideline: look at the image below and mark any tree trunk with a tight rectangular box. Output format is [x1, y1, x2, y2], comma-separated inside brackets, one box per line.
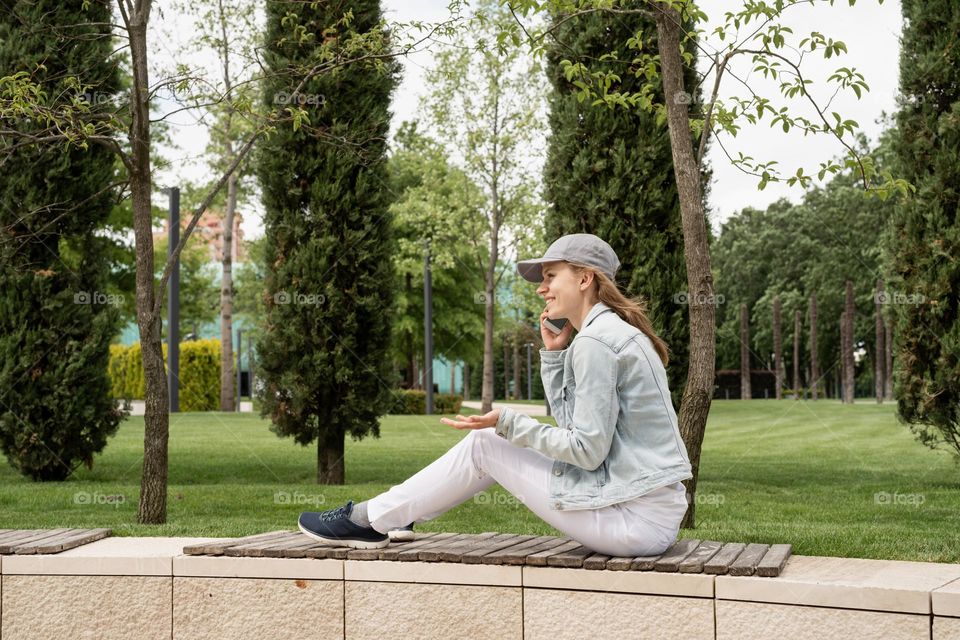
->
[884, 320, 893, 400]
[843, 280, 855, 404]
[317, 428, 344, 484]
[450, 361, 456, 397]
[129, 16, 168, 525]
[464, 362, 470, 400]
[773, 296, 782, 399]
[656, 6, 717, 530]
[219, 169, 237, 411]
[875, 278, 885, 404]
[793, 309, 801, 396]
[840, 311, 847, 402]
[740, 304, 751, 400]
[481, 225, 498, 413]
[809, 293, 819, 401]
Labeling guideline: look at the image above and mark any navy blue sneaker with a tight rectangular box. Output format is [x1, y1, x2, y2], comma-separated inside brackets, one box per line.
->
[298, 500, 389, 549]
[388, 523, 415, 542]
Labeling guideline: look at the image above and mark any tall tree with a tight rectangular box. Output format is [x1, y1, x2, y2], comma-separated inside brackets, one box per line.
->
[386, 123, 486, 389]
[0, 0, 124, 480]
[420, 0, 546, 414]
[542, 7, 703, 410]
[170, 0, 260, 412]
[257, 0, 400, 483]
[889, 0, 960, 456]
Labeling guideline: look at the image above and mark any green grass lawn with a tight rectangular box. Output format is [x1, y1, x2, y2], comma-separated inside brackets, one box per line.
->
[0, 400, 957, 562]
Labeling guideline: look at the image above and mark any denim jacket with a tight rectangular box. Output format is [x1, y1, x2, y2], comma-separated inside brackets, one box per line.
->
[494, 301, 692, 510]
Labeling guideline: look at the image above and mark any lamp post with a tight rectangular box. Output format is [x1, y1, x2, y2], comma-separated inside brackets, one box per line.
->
[165, 186, 180, 413]
[423, 240, 434, 414]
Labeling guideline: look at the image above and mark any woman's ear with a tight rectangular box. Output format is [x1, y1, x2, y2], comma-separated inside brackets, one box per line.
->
[579, 270, 594, 291]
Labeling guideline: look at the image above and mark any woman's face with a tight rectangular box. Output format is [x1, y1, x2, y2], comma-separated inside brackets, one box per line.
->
[536, 261, 580, 318]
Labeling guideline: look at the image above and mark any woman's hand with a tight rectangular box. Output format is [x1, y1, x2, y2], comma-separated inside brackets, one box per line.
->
[440, 409, 500, 430]
[540, 308, 574, 350]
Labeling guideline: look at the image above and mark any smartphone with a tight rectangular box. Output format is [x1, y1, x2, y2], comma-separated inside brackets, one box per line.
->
[543, 317, 569, 334]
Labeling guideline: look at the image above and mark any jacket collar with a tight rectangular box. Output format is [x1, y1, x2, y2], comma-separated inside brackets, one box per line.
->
[581, 301, 613, 330]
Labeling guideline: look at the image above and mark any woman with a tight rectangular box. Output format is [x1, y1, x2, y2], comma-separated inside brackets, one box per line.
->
[298, 233, 692, 557]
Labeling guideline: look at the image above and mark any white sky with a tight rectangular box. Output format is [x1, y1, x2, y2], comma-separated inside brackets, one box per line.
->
[153, 0, 902, 241]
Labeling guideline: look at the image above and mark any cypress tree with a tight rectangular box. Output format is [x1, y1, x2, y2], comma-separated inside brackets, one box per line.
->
[543, 9, 706, 409]
[889, 0, 960, 455]
[0, 0, 123, 480]
[256, 0, 399, 483]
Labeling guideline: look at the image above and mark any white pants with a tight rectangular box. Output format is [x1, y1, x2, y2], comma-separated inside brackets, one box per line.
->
[366, 428, 688, 557]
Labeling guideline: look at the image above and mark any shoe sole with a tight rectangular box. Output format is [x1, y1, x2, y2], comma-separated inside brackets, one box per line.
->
[388, 530, 416, 542]
[298, 521, 389, 549]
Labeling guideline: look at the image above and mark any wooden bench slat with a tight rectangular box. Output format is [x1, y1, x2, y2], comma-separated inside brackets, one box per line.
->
[377, 533, 441, 561]
[678, 540, 724, 574]
[420, 532, 499, 562]
[183, 530, 292, 556]
[546, 544, 594, 568]
[653, 538, 701, 572]
[429, 533, 501, 560]
[704, 542, 746, 575]
[0, 530, 45, 546]
[604, 556, 635, 571]
[582, 552, 612, 570]
[276, 537, 332, 558]
[756, 543, 792, 577]
[23, 528, 112, 554]
[728, 543, 770, 576]
[397, 532, 460, 561]
[258, 534, 324, 558]
[1, 529, 73, 554]
[630, 551, 668, 570]
[223, 532, 303, 557]
[460, 534, 535, 564]
[481, 536, 568, 565]
[525, 539, 582, 566]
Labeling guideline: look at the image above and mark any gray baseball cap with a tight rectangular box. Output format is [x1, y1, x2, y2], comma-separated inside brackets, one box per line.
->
[516, 233, 621, 283]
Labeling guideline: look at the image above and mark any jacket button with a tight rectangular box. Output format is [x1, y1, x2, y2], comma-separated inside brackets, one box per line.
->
[553, 469, 562, 476]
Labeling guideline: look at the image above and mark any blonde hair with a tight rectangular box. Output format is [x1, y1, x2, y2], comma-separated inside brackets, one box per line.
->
[567, 262, 670, 366]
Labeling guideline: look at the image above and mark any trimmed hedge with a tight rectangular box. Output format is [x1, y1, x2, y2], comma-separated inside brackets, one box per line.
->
[108, 339, 221, 412]
[390, 389, 463, 415]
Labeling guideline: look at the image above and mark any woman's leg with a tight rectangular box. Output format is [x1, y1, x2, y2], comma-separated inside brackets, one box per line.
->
[367, 429, 682, 557]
